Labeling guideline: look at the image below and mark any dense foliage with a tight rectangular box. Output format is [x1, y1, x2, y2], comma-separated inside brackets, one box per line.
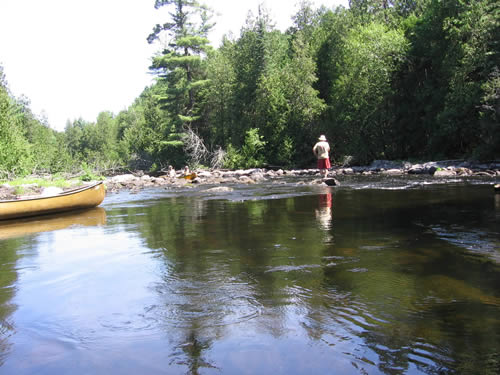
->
[1, 0, 498, 177]
[0, 67, 71, 179]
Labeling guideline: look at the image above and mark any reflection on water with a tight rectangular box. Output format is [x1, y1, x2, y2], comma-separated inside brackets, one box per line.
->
[0, 207, 107, 239]
[0, 179, 499, 374]
[0, 207, 107, 368]
[315, 191, 333, 231]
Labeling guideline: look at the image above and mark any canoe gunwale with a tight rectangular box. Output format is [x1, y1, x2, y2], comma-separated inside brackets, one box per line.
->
[0, 181, 104, 203]
[0, 182, 105, 221]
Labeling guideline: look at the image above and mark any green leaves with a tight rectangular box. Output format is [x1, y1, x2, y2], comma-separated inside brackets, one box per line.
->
[0, 69, 68, 178]
[329, 21, 409, 162]
[2, 1, 497, 178]
[149, 0, 214, 135]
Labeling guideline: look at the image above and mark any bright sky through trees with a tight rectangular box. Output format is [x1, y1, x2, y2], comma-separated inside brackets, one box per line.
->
[0, 0, 348, 131]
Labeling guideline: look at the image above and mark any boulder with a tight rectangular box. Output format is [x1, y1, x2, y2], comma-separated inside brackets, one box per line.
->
[197, 171, 213, 178]
[250, 172, 266, 181]
[456, 168, 472, 176]
[369, 160, 404, 171]
[340, 168, 354, 174]
[111, 174, 137, 184]
[381, 169, 403, 175]
[205, 186, 234, 193]
[238, 176, 256, 184]
[434, 169, 456, 177]
[324, 178, 340, 186]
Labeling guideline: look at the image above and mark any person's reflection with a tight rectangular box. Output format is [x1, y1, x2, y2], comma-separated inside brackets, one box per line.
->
[315, 192, 333, 231]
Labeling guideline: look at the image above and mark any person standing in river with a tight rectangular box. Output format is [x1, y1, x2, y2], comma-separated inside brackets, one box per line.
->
[313, 135, 331, 178]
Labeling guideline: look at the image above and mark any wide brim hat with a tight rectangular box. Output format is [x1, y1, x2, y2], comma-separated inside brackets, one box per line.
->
[318, 135, 327, 141]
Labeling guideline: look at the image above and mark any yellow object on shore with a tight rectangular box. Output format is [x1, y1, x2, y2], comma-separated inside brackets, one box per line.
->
[179, 172, 197, 181]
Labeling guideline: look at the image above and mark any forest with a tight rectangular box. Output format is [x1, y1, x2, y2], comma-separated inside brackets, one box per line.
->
[0, 0, 498, 179]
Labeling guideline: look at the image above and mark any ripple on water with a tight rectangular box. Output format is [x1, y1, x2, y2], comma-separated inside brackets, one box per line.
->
[98, 310, 159, 334]
[264, 264, 321, 273]
[429, 225, 500, 263]
[145, 278, 263, 328]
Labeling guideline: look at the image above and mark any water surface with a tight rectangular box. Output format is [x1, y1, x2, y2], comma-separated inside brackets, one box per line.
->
[0, 176, 499, 374]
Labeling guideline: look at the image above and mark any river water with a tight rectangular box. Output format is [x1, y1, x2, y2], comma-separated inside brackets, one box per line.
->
[0, 175, 499, 375]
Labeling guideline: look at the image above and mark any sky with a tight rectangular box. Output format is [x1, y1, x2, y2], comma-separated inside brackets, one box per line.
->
[0, 0, 348, 131]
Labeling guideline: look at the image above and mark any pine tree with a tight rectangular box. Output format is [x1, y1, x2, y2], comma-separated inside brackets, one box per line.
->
[148, 0, 214, 131]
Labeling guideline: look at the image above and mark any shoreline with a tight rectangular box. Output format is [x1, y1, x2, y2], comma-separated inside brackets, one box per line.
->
[1, 160, 499, 199]
[104, 159, 500, 193]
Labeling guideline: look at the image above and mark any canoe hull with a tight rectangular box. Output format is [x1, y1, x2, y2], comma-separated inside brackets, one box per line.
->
[0, 182, 106, 220]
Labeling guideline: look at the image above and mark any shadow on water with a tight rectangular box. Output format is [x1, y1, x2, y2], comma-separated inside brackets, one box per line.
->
[0, 175, 499, 374]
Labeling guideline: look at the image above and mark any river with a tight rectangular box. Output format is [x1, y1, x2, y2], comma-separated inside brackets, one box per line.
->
[0, 175, 499, 374]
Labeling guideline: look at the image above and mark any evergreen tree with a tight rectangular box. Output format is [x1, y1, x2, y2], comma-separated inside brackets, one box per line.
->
[0, 69, 33, 177]
[204, 39, 237, 148]
[330, 22, 409, 162]
[148, 0, 214, 132]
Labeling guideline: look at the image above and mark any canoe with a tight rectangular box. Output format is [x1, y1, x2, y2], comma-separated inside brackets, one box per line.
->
[0, 182, 106, 221]
[0, 207, 106, 240]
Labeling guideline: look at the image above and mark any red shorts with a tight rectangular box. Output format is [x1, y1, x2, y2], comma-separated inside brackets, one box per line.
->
[317, 158, 331, 169]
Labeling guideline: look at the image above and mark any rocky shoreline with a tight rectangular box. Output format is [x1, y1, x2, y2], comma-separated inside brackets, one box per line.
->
[104, 159, 500, 193]
[1, 160, 499, 199]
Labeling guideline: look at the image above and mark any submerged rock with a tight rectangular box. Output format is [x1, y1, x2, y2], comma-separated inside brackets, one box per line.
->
[324, 178, 340, 186]
[205, 187, 234, 193]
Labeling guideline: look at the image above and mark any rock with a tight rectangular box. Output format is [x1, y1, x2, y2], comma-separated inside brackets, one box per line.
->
[324, 178, 340, 186]
[311, 179, 325, 185]
[340, 168, 354, 174]
[205, 187, 234, 193]
[197, 171, 213, 178]
[250, 172, 266, 181]
[456, 167, 472, 176]
[83, 160, 499, 194]
[238, 176, 255, 184]
[111, 174, 137, 184]
[0, 185, 17, 200]
[407, 165, 426, 175]
[369, 160, 404, 171]
[265, 170, 277, 177]
[352, 166, 368, 173]
[434, 169, 456, 177]
[427, 166, 439, 175]
[221, 177, 239, 184]
[381, 169, 403, 175]
[41, 186, 63, 196]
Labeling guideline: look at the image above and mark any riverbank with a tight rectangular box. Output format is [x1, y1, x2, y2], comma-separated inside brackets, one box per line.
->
[104, 159, 500, 193]
[1, 160, 499, 198]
